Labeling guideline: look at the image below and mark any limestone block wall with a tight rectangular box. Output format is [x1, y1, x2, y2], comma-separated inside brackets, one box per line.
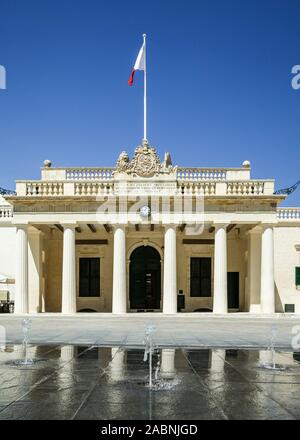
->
[179, 234, 246, 312]
[44, 230, 63, 312]
[227, 235, 247, 311]
[28, 228, 44, 313]
[43, 228, 113, 313]
[75, 234, 113, 313]
[274, 227, 300, 313]
[178, 240, 213, 312]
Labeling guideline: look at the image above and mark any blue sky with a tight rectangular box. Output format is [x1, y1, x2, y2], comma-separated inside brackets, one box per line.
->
[0, 0, 299, 205]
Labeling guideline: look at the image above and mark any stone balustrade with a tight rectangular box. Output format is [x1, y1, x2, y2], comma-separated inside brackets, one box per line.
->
[277, 208, 300, 220]
[14, 177, 274, 197]
[0, 205, 13, 219]
[176, 167, 227, 181]
[178, 181, 216, 195]
[25, 182, 64, 196]
[42, 166, 252, 182]
[74, 182, 114, 196]
[227, 181, 266, 196]
[66, 168, 114, 180]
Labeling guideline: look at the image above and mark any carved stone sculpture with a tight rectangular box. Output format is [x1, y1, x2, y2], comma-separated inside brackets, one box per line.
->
[116, 151, 130, 172]
[115, 140, 176, 177]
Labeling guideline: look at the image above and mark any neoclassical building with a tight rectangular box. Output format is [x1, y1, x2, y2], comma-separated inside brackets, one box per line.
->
[0, 140, 300, 315]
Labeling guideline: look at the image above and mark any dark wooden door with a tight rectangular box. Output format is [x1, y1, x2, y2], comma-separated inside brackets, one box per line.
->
[130, 246, 161, 310]
[227, 272, 239, 309]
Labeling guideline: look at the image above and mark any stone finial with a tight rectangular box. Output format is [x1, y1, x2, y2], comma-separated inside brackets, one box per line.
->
[163, 152, 172, 168]
[242, 160, 251, 169]
[43, 159, 52, 168]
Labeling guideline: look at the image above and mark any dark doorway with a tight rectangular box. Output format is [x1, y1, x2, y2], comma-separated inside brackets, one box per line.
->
[79, 258, 100, 297]
[190, 257, 212, 297]
[227, 272, 239, 309]
[129, 246, 161, 310]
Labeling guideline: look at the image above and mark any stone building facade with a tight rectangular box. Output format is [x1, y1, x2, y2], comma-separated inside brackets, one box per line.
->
[0, 140, 300, 314]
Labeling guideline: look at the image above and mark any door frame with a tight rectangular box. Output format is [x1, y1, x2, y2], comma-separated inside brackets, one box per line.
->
[127, 242, 163, 312]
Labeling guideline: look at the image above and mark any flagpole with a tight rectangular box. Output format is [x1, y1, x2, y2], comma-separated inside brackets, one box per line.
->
[143, 33, 147, 141]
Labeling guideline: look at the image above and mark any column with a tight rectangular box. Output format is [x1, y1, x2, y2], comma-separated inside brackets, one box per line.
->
[248, 228, 261, 313]
[260, 225, 275, 313]
[213, 224, 228, 314]
[62, 225, 76, 314]
[28, 228, 43, 313]
[15, 226, 28, 314]
[163, 225, 177, 314]
[112, 226, 126, 313]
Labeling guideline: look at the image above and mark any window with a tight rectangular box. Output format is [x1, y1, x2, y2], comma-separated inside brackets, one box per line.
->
[79, 258, 100, 297]
[190, 257, 211, 297]
[295, 267, 300, 288]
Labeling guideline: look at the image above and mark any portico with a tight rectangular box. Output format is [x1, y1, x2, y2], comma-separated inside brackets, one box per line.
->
[1, 140, 299, 315]
[10, 220, 277, 315]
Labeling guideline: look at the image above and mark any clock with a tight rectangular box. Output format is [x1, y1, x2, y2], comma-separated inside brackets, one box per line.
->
[140, 205, 151, 218]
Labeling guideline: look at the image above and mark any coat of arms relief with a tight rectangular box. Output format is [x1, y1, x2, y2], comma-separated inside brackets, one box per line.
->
[115, 140, 176, 177]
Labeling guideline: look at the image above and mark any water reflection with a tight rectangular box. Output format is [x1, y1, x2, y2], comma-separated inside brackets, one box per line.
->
[108, 347, 125, 383]
[1, 345, 300, 420]
[160, 349, 176, 379]
[210, 349, 226, 373]
[60, 345, 75, 362]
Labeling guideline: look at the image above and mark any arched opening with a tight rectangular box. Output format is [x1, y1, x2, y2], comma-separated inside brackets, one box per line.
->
[129, 246, 161, 310]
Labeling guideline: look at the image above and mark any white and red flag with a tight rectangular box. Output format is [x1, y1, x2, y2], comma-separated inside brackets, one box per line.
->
[128, 40, 145, 86]
[128, 34, 148, 141]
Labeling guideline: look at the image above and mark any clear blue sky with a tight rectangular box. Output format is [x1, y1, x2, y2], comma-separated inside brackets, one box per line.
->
[0, 0, 299, 205]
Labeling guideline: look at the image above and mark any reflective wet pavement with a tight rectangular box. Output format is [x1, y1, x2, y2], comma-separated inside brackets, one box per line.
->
[0, 345, 300, 420]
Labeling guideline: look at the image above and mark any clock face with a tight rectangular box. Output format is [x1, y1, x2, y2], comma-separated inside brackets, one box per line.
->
[140, 205, 151, 217]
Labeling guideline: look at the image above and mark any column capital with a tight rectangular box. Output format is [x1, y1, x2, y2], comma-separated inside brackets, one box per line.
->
[13, 223, 29, 229]
[259, 222, 277, 230]
[112, 224, 127, 232]
[213, 222, 229, 230]
[164, 224, 177, 232]
[60, 223, 77, 229]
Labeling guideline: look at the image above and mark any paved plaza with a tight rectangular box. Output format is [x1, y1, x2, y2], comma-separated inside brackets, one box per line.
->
[0, 345, 300, 420]
[1, 314, 300, 348]
[0, 315, 300, 420]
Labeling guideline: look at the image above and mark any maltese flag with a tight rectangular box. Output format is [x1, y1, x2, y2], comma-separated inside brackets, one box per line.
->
[128, 41, 145, 86]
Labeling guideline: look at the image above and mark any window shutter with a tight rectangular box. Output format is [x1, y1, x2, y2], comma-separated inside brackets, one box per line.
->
[295, 267, 300, 287]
